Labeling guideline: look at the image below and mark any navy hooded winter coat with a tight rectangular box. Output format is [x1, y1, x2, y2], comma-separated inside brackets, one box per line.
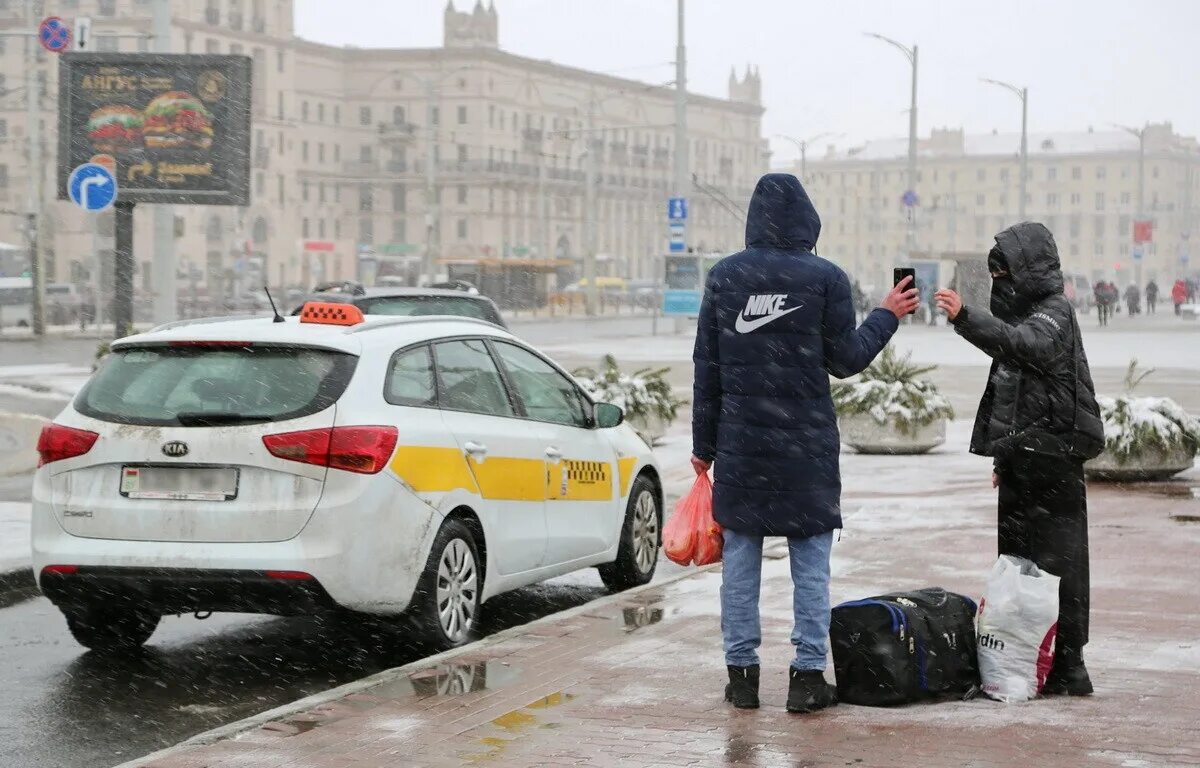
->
[692, 173, 900, 538]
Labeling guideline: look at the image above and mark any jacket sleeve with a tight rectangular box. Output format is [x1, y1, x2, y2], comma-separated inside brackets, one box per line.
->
[822, 271, 900, 379]
[691, 282, 721, 462]
[952, 303, 1069, 373]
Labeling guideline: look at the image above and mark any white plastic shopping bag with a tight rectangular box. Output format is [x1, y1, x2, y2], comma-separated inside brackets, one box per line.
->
[977, 555, 1060, 702]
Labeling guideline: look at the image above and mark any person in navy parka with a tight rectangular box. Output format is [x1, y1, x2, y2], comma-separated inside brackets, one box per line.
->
[691, 173, 919, 713]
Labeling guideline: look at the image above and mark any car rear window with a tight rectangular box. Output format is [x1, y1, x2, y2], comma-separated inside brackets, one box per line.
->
[76, 345, 357, 426]
[356, 296, 503, 326]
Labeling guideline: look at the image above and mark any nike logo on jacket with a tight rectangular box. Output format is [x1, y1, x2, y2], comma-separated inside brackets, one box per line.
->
[735, 293, 802, 333]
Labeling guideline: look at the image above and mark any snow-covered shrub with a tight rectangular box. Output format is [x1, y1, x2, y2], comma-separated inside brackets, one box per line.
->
[831, 346, 954, 435]
[573, 355, 685, 426]
[1097, 361, 1200, 462]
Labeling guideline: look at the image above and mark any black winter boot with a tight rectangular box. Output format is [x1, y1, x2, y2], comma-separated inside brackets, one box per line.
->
[724, 665, 760, 709]
[786, 668, 838, 713]
[1042, 648, 1093, 696]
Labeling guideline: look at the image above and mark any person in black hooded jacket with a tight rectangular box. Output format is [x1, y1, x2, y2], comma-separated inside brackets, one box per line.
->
[936, 222, 1105, 696]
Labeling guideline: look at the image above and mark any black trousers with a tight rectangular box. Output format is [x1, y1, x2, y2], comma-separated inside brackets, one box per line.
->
[997, 453, 1090, 653]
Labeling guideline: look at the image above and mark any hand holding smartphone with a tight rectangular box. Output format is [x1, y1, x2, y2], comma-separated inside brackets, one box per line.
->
[892, 267, 919, 316]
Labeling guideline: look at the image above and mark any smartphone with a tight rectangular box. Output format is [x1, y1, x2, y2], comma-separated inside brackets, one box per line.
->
[893, 267, 917, 314]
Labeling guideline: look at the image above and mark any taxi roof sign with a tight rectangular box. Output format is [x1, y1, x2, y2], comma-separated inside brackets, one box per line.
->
[299, 301, 364, 326]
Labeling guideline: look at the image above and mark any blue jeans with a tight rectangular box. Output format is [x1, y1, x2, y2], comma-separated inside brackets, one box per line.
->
[720, 528, 834, 671]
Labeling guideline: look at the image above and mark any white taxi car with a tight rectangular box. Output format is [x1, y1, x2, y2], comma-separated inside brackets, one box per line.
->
[32, 303, 662, 651]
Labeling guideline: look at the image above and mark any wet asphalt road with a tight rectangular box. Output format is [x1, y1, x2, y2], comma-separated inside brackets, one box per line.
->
[0, 314, 681, 768]
[0, 577, 627, 768]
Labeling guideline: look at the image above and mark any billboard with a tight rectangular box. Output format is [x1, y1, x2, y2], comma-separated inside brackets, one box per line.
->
[57, 53, 251, 206]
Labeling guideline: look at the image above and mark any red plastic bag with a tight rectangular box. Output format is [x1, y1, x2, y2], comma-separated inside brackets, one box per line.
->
[663, 471, 723, 566]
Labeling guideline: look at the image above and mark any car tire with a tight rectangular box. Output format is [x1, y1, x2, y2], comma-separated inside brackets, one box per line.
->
[61, 602, 160, 652]
[410, 519, 483, 651]
[598, 475, 661, 592]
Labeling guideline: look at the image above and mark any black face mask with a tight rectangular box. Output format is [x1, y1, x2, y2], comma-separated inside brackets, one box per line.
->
[990, 276, 1022, 321]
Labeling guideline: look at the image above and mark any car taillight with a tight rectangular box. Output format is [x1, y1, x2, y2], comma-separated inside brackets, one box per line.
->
[262, 426, 397, 474]
[36, 424, 99, 467]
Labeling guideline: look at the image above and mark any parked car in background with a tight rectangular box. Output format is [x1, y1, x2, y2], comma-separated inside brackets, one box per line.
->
[1065, 273, 1094, 313]
[290, 286, 506, 329]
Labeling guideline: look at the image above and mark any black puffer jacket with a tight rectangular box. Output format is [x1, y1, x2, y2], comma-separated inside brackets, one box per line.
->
[951, 222, 1105, 461]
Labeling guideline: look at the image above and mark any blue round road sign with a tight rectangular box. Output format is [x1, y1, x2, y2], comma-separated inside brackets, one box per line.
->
[68, 163, 118, 212]
[38, 16, 71, 53]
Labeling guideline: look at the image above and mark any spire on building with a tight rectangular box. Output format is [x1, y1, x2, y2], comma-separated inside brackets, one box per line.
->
[444, 0, 499, 48]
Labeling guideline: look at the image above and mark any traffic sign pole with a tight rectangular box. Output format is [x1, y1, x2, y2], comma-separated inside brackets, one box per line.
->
[113, 202, 136, 338]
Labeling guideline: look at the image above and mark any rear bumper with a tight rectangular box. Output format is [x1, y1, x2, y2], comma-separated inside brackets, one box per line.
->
[39, 566, 338, 616]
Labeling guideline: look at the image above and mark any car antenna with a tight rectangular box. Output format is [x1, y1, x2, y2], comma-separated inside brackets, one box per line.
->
[263, 285, 285, 323]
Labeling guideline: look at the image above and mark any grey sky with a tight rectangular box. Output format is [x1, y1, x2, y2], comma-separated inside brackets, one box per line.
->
[295, 0, 1198, 166]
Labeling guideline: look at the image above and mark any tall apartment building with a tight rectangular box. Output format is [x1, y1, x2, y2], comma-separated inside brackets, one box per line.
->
[793, 124, 1200, 290]
[0, 0, 766, 308]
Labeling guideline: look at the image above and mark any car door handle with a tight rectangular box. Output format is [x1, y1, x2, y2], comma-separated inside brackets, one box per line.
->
[464, 441, 488, 458]
[544, 446, 563, 461]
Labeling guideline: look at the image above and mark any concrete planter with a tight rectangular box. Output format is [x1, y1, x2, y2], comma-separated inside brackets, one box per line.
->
[627, 412, 669, 446]
[1085, 444, 1196, 482]
[838, 413, 947, 455]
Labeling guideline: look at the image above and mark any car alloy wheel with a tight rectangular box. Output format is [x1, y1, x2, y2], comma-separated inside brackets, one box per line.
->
[631, 489, 659, 574]
[435, 538, 478, 643]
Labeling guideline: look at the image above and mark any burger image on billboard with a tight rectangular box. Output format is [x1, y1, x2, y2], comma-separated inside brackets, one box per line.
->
[86, 105, 143, 154]
[143, 91, 214, 150]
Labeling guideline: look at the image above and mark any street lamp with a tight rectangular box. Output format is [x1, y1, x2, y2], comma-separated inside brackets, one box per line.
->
[1112, 122, 1148, 287]
[865, 32, 918, 259]
[981, 78, 1029, 221]
[775, 133, 843, 182]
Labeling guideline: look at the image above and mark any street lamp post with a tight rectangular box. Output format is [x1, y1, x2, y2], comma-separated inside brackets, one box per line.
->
[866, 32, 918, 260]
[776, 133, 843, 182]
[1114, 123, 1147, 288]
[982, 78, 1029, 221]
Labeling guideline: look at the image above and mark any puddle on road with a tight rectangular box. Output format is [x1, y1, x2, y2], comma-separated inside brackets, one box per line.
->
[1106, 482, 1200, 500]
[620, 605, 664, 632]
[1171, 514, 1200, 524]
[366, 658, 524, 702]
[259, 660, 523, 739]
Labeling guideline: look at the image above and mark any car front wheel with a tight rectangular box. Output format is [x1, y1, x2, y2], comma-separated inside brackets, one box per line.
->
[61, 602, 160, 652]
[598, 475, 660, 592]
[411, 519, 483, 651]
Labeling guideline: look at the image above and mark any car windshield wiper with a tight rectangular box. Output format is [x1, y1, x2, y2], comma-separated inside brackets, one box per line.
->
[175, 412, 276, 426]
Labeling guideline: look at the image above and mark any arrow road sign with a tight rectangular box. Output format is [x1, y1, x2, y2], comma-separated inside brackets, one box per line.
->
[68, 163, 117, 212]
[38, 16, 71, 53]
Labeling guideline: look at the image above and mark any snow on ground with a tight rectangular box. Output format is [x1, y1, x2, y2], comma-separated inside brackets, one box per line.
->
[0, 501, 31, 575]
[0, 363, 91, 402]
[541, 317, 1200, 373]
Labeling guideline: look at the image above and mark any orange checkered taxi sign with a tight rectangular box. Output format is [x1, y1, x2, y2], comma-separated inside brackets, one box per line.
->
[299, 301, 365, 326]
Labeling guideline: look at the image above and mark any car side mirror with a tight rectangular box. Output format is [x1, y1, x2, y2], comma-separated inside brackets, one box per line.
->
[594, 402, 624, 429]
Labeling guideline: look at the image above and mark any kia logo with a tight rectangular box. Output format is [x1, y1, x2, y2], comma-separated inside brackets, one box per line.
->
[161, 441, 189, 458]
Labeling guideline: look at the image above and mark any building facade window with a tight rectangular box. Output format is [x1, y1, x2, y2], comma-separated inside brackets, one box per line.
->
[1095, 192, 1105, 211]
[457, 105, 467, 125]
[457, 185, 468, 204]
[1047, 167, 1057, 181]
[392, 219, 406, 242]
[360, 106, 372, 126]
[359, 218, 374, 244]
[1071, 166, 1081, 180]
[393, 105, 405, 125]
[358, 185, 373, 212]
[457, 219, 468, 240]
[1096, 166, 1106, 179]
[393, 184, 406, 211]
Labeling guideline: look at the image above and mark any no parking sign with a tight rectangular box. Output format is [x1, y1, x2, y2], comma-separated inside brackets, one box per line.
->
[38, 16, 71, 54]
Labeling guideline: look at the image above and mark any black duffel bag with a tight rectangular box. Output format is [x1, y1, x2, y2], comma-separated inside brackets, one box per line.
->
[830, 587, 980, 706]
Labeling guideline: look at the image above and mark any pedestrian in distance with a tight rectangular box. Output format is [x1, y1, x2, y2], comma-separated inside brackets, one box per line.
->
[1145, 280, 1159, 315]
[1124, 283, 1141, 316]
[1173, 279, 1189, 315]
[1093, 280, 1109, 327]
[692, 173, 920, 714]
[935, 222, 1105, 697]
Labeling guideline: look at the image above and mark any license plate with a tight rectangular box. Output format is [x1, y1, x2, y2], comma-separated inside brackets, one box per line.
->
[120, 466, 239, 501]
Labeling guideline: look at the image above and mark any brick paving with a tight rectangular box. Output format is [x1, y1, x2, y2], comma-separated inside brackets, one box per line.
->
[126, 473, 1200, 768]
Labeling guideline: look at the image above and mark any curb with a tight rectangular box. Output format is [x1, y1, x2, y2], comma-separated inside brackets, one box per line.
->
[114, 560, 720, 768]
